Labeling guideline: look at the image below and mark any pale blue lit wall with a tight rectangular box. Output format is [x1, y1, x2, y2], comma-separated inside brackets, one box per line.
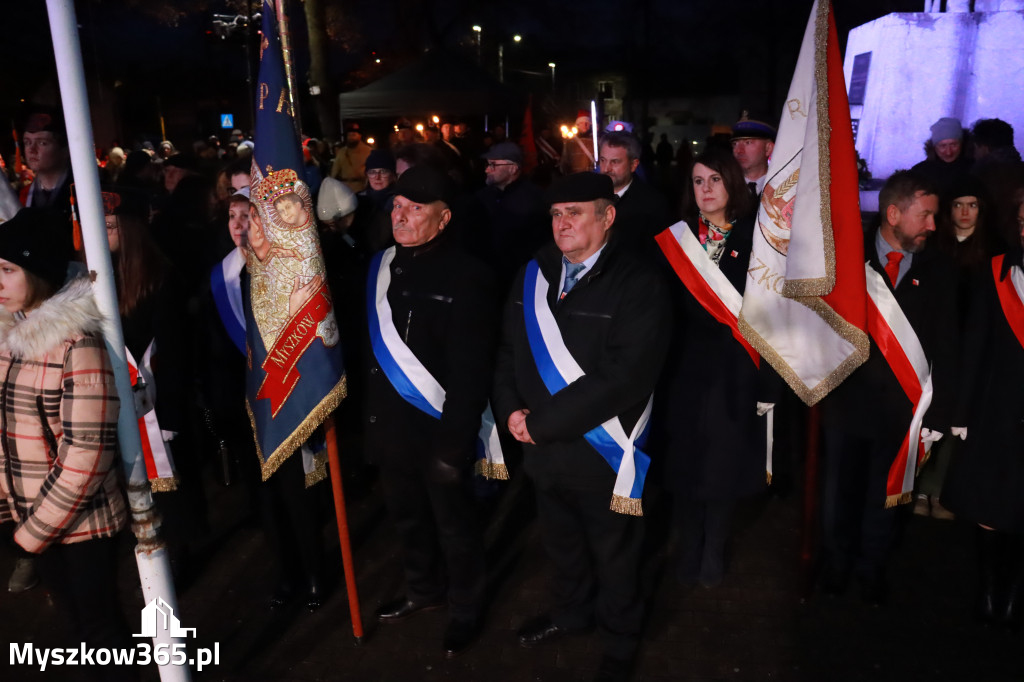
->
[844, 4, 1024, 180]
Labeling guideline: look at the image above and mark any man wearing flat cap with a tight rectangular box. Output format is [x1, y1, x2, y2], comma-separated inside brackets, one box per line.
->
[477, 141, 549, 292]
[365, 165, 497, 658]
[493, 172, 670, 681]
[731, 111, 777, 196]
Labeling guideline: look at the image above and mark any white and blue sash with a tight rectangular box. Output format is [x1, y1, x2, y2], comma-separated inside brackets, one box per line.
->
[210, 249, 247, 356]
[367, 247, 507, 478]
[522, 259, 651, 516]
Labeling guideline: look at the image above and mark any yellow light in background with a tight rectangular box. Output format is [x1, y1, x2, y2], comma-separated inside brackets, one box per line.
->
[375, 58, 381, 64]
[513, 35, 522, 42]
[394, 125, 399, 132]
[472, 25, 482, 33]
[560, 125, 569, 138]
[571, 126, 578, 137]
[432, 115, 440, 124]
[415, 123, 424, 132]
[367, 137, 375, 146]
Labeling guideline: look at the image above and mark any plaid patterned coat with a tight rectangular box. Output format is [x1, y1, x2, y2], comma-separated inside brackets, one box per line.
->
[0, 276, 126, 553]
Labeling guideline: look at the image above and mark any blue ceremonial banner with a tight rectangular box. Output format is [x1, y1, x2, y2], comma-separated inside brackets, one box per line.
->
[244, 1, 346, 482]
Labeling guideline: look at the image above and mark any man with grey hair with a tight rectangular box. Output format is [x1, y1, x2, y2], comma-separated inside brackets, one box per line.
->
[598, 131, 670, 251]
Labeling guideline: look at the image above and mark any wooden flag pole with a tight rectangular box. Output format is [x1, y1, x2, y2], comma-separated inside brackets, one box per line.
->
[800, 404, 821, 598]
[325, 415, 364, 642]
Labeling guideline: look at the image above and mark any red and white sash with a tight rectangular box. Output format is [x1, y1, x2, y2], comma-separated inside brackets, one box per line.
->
[864, 265, 932, 507]
[126, 341, 178, 492]
[992, 254, 1024, 351]
[656, 223, 759, 366]
[655, 222, 774, 482]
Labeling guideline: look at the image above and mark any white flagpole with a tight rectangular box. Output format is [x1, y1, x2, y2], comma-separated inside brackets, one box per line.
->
[590, 100, 599, 170]
[45, 2, 190, 680]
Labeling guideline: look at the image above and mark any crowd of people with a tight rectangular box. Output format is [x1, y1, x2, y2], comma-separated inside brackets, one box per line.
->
[0, 103, 1022, 682]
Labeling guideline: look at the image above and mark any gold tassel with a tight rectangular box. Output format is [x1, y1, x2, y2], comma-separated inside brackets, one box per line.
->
[149, 476, 179, 493]
[766, 471, 773, 485]
[474, 460, 510, 481]
[304, 449, 329, 488]
[884, 491, 913, 509]
[610, 495, 643, 517]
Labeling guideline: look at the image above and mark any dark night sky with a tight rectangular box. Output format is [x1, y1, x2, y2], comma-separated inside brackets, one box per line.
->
[0, 0, 923, 146]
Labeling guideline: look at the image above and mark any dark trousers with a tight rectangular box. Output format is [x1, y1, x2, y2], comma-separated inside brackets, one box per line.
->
[35, 536, 138, 681]
[257, 451, 323, 587]
[379, 459, 484, 622]
[674, 497, 735, 582]
[821, 427, 902, 576]
[535, 481, 645, 660]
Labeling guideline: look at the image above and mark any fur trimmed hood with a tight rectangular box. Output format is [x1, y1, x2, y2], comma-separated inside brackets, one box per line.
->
[0, 276, 105, 360]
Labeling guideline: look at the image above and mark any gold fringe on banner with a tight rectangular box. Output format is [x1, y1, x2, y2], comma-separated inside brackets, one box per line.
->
[610, 495, 643, 517]
[250, 374, 348, 482]
[766, 471, 773, 485]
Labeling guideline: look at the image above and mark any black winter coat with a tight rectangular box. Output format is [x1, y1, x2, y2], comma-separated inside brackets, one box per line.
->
[363, 234, 498, 468]
[820, 231, 959, 437]
[493, 236, 671, 491]
[611, 178, 672, 253]
[650, 218, 769, 500]
[943, 254, 1024, 531]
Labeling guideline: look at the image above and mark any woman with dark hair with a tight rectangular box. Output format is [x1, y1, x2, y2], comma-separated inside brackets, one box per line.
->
[942, 194, 1024, 627]
[104, 187, 206, 584]
[935, 176, 1000, 270]
[917, 176, 1002, 519]
[651, 146, 768, 587]
[0, 208, 136, 679]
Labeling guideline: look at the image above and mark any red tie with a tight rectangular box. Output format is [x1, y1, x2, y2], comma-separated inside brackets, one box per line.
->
[884, 251, 903, 288]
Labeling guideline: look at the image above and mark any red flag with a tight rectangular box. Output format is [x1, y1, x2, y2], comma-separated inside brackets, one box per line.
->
[519, 95, 538, 175]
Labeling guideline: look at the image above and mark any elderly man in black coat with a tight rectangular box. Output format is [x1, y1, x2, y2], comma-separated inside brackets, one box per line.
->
[494, 172, 671, 682]
[818, 170, 958, 605]
[364, 165, 498, 658]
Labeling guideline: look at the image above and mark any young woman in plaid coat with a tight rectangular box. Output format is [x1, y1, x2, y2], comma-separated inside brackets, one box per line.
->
[0, 208, 133, 674]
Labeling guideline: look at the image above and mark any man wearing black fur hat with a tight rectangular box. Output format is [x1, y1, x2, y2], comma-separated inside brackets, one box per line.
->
[494, 172, 671, 681]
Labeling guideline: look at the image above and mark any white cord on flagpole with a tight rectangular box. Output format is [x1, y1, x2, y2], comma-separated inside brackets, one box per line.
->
[45, 2, 190, 680]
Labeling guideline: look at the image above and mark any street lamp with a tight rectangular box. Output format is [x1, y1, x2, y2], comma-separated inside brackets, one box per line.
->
[548, 62, 556, 90]
[513, 34, 522, 43]
[472, 25, 482, 65]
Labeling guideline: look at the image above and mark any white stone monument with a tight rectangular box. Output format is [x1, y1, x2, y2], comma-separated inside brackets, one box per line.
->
[844, 1, 1024, 180]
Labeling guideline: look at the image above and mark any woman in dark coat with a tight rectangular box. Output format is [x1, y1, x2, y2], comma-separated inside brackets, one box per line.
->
[943, 197, 1024, 627]
[916, 175, 1002, 519]
[651, 146, 769, 587]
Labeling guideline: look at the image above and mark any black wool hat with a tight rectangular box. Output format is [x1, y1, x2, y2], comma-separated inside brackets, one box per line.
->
[545, 172, 616, 205]
[393, 165, 456, 206]
[0, 208, 73, 290]
[365, 149, 396, 173]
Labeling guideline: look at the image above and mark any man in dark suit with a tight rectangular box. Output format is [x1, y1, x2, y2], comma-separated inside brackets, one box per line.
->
[598, 131, 671, 252]
[819, 170, 958, 605]
[494, 172, 670, 682]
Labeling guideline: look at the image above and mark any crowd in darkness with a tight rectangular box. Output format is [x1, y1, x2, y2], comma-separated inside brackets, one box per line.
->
[1, 101, 1023, 682]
